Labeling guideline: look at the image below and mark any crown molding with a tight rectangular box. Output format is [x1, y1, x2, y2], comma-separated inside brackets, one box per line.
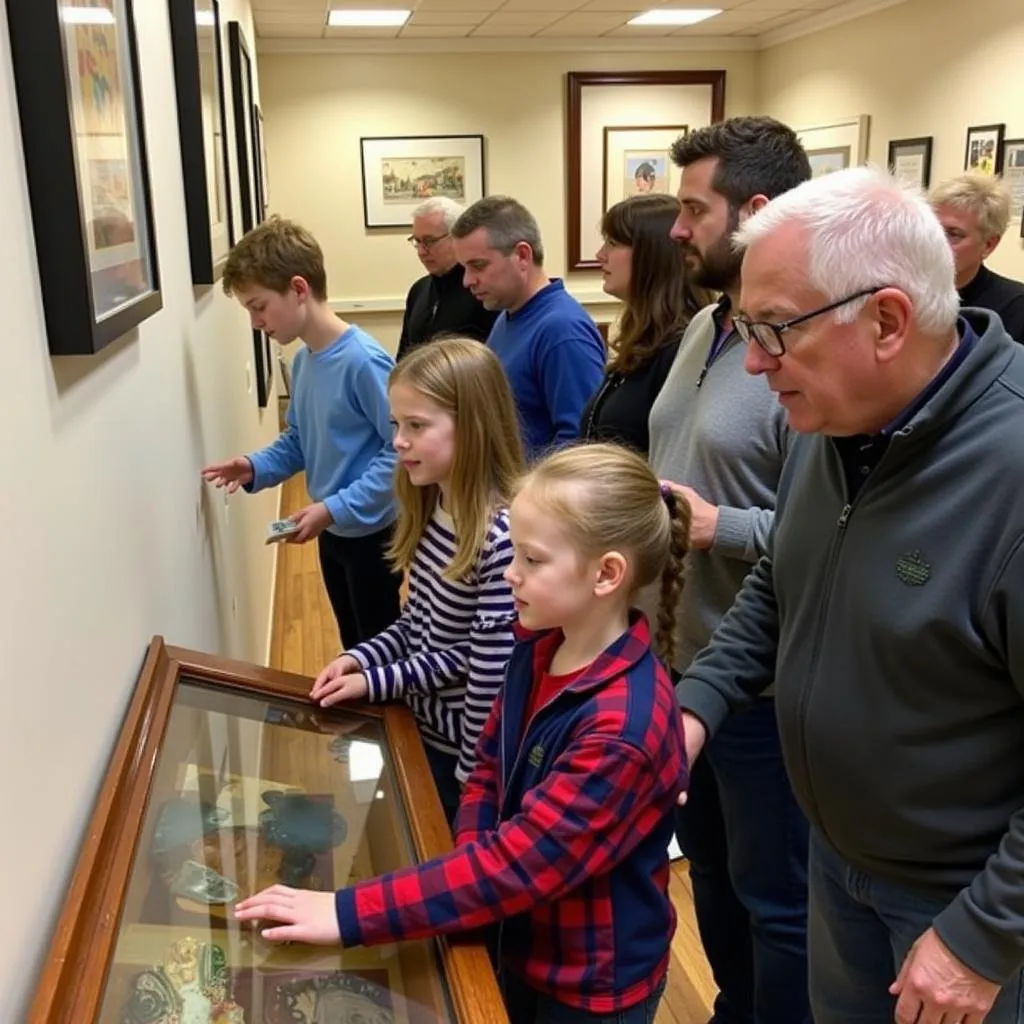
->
[256, 35, 758, 56]
[758, 0, 910, 49]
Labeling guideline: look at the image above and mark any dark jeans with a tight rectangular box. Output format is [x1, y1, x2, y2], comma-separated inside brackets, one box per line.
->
[424, 742, 461, 829]
[676, 696, 811, 1024]
[317, 525, 402, 649]
[809, 832, 1024, 1022]
[502, 974, 666, 1024]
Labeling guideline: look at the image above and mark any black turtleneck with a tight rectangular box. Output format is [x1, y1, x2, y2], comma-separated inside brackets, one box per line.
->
[959, 263, 1024, 344]
[397, 263, 499, 361]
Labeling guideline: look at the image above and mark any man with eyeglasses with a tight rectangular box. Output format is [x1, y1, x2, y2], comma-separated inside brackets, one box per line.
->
[678, 165, 1024, 1022]
[645, 116, 812, 1024]
[396, 196, 497, 362]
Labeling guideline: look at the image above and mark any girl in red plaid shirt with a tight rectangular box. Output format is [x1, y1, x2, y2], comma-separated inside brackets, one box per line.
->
[237, 443, 691, 1023]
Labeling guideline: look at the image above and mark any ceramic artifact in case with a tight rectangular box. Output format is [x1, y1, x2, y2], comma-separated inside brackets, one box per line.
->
[28, 639, 506, 1024]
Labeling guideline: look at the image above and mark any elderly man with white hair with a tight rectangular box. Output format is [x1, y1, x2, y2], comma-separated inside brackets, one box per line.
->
[676, 165, 1024, 1022]
[396, 196, 497, 362]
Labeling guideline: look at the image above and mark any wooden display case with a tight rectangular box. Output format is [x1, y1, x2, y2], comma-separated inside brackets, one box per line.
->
[29, 638, 506, 1023]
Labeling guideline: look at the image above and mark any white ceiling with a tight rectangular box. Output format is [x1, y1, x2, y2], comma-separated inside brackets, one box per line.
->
[251, 0, 900, 45]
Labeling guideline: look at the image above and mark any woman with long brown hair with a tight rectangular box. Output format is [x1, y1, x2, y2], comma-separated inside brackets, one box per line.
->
[580, 193, 710, 453]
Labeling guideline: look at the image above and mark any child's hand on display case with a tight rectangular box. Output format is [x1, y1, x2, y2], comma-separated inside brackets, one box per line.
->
[311, 656, 366, 706]
[235, 885, 341, 945]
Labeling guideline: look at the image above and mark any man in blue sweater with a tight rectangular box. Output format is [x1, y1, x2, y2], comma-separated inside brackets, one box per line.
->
[202, 217, 401, 648]
[451, 196, 605, 458]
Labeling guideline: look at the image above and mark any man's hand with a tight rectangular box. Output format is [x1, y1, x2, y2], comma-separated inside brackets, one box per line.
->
[677, 711, 708, 806]
[234, 885, 341, 944]
[891, 927, 999, 1024]
[661, 481, 718, 550]
[289, 502, 333, 543]
[201, 456, 253, 493]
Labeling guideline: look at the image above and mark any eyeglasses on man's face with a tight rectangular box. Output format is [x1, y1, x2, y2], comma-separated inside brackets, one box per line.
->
[407, 233, 450, 251]
[734, 287, 885, 357]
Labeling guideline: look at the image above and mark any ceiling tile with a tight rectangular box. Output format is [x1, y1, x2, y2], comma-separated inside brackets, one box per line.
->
[728, 0, 799, 12]
[476, 10, 565, 24]
[413, 0, 502, 8]
[496, 0, 588, 9]
[256, 10, 326, 24]
[470, 21, 546, 34]
[578, 0, 670, 9]
[537, 12, 634, 33]
[400, 22, 477, 35]
[256, 21, 326, 36]
[408, 9, 487, 23]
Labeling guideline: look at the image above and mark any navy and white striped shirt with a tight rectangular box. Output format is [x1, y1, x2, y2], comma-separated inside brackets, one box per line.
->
[347, 505, 516, 782]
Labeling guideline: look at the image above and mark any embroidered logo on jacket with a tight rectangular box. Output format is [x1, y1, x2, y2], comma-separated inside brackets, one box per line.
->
[896, 550, 931, 586]
[528, 744, 545, 767]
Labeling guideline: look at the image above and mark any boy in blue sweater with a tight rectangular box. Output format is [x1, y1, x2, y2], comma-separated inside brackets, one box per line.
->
[452, 196, 605, 458]
[202, 217, 401, 647]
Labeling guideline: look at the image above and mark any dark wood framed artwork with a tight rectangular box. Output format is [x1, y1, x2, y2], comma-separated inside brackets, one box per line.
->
[566, 70, 726, 271]
[963, 122, 1005, 177]
[6, 0, 162, 355]
[255, 329, 273, 408]
[26, 638, 507, 1023]
[887, 136, 934, 190]
[227, 20, 260, 237]
[255, 103, 270, 221]
[169, 0, 234, 284]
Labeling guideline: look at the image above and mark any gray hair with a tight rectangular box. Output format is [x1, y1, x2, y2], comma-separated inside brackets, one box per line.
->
[411, 196, 464, 231]
[734, 165, 960, 336]
[452, 195, 544, 265]
[929, 174, 1011, 239]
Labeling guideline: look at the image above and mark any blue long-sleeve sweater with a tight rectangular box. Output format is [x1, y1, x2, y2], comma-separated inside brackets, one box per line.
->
[486, 280, 605, 459]
[246, 326, 398, 537]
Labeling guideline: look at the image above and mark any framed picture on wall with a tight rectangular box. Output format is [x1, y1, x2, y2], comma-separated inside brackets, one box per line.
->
[602, 125, 688, 211]
[169, 0, 234, 284]
[227, 21, 261, 237]
[887, 136, 933, 190]
[255, 104, 270, 219]
[964, 123, 1005, 176]
[5, 0, 162, 355]
[1001, 139, 1024, 228]
[567, 71, 727, 271]
[795, 116, 870, 181]
[359, 135, 486, 229]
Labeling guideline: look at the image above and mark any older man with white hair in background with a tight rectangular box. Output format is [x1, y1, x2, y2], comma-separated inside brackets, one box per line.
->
[676, 166, 1024, 1023]
[396, 196, 497, 362]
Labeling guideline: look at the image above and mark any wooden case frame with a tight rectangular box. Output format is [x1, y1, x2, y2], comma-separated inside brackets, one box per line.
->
[566, 70, 726, 271]
[169, 0, 235, 284]
[6, 0, 162, 355]
[26, 637, 507, 1024]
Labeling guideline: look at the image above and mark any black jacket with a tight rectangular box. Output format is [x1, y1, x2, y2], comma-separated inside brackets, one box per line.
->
[579, 337, 682, 455]
[960, 263, 1024, 344]
[396, 264, 498, 362]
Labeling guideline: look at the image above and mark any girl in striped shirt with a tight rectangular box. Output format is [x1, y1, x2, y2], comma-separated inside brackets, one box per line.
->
[310, 337, 524, 824]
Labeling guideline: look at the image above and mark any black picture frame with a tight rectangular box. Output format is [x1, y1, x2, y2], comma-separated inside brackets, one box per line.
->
[887, 136, 934, 190]
[6, 0, 162, 355]
[169, 0, 234, 284]
[963, 123, 1005, 176]
[227, 21, 260, 237]
[254, 104, 270, 222]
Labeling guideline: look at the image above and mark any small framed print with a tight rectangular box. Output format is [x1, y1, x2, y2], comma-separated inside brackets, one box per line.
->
[227, 21, 261, 237]
[359, 134, 486, 229]
[1001, 138, 1024, 229]
[888, 136, 934, 190]
[602, 125, 687, 211]
[6, 0, 162, 355]
[806, 146, 851, 179]
[964, 123, 1005, 176]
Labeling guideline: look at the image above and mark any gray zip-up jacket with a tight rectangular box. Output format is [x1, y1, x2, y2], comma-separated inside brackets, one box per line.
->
[677, 309, 1024, 983]
[643, 301, 788, 674]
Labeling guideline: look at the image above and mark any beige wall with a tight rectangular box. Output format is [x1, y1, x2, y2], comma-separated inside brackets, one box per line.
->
[759, 0, 1024, 281]
[0, 1, 279, 1017]
[258, 50, 757, 353]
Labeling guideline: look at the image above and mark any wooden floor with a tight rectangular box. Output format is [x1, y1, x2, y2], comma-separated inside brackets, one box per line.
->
[269, 474, 717, 1022]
